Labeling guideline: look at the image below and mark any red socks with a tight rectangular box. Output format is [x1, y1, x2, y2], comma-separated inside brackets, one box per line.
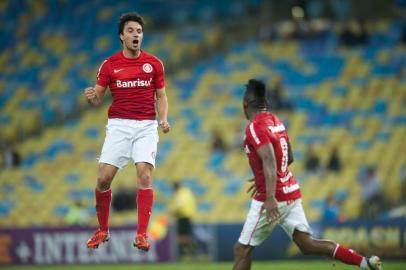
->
[95, 188, 154, 236]
[95, 188, 112, 232]
[333, 244, 363, 266]
[137, 188, 154, 236]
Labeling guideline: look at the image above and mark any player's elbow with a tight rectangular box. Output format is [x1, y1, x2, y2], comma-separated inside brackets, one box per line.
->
[261, 153, 274, 163]
[156, 89, 167, 100]
[156, 94, 167, 102]
[262, 156, 276, 170]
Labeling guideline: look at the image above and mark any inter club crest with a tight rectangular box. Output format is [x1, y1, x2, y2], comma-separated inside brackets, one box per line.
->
[143, 63, 153, 73]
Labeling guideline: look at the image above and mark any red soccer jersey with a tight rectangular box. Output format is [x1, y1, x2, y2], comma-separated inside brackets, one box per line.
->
[96, 51, 165, 120]
[244, 111, 301, 202]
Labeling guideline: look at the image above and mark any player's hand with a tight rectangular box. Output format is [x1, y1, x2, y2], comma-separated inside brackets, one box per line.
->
[159, 120, 171, 133]
[84, 87, 97, 101]
[262, 196, 280, 223]
[246, 178, 257, 198]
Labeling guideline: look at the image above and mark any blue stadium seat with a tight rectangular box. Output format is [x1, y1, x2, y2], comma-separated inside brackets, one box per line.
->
[223, 180, 242, 195]
[64, 172, 81, 184]
[182, 177, 207, 197]
[154, 179, 173, 197]
[53, 205, 69, 217]
[0, 201, 15, 217]
[23, 175, 44, 192]
[68, 189, 94, 201]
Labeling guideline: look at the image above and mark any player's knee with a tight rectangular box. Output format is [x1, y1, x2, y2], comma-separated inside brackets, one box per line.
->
[138, 171, 152, 188]
[234, 242, 249, 259]
[233, 243, 243, 257]
[97, 174, 113, 190]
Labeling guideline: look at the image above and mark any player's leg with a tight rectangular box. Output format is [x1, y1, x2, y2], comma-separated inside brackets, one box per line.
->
[131, 120, 158, 251]
[95, 163, 118, 228]
[233, 199, 278, 270]
[293, 231, 381, 270]
[97, 162, 119, 191]
[282, 199, 381, 270]
[87, 119, 132, 248]
[293, 230, 336, 255]
[136, 162, 154, 234]
[233, 243, 254, 270]
[87, 163, 118, 248]
[134, 162, 154, 251]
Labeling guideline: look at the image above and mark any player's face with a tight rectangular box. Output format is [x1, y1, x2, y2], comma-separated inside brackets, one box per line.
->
[120, 21, 143, 52]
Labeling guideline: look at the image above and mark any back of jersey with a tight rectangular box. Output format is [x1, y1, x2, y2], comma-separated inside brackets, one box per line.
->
[244, 111, 301, 202]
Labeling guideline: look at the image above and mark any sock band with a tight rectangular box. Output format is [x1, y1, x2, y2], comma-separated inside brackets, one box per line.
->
[333, 244, 339, 257]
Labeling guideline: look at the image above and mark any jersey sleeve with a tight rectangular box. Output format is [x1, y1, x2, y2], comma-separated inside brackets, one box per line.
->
[154, 58, 165, 89]
[96, 59, 111, 87]
[246, 122, 273, 150]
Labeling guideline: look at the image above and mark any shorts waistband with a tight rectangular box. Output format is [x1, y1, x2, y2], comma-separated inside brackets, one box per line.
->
[107, 118, 157, 125]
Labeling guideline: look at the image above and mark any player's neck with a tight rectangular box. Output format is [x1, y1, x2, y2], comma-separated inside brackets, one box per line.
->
[248, 108, 268, 120]
[122, 48, 141, 59]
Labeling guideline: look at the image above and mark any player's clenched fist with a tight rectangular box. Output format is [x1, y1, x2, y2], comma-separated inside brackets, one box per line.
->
[84, 87, 97, 101]
[159, 120, 171, 133]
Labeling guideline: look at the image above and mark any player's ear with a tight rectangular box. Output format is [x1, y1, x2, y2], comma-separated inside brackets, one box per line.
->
[119, 34, 124, 42]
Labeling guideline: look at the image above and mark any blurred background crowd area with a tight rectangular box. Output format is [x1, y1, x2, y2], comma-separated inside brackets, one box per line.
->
[0, 0, 405, 228]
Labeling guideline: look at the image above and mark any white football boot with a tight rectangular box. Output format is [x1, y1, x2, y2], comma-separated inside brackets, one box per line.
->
[366, 256, 382, 270]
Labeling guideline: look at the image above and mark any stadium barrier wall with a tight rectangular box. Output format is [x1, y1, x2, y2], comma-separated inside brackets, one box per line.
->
[1, 219, 405, 265]
[0, 226, 173, 266]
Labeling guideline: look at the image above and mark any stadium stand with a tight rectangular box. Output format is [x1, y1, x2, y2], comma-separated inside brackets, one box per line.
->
[0, 0, 405, 228]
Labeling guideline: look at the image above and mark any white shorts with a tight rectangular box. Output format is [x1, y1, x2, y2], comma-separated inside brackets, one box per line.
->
[99, 118, 159, 169]
[238, 198, 312, 246]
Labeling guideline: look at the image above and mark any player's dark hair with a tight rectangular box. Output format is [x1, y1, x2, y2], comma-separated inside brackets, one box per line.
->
[243, 79, 269, 109]
[118, 12, 145, 38]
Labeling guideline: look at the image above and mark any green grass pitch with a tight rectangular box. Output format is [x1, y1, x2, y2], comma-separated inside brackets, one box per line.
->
[2, 261, 406, 270]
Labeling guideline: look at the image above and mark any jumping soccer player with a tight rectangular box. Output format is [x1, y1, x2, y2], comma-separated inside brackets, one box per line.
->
[84, 12, 170, 252]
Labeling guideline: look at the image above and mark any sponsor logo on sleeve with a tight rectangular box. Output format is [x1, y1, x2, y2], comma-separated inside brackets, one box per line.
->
[268, 124, 285, 133]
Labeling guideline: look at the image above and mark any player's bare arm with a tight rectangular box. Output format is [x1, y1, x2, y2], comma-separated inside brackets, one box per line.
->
[156, 87, 170, 133]
[84, 84, 107, 106]
[257, 143, 280, 222]
[288, 140, 294, 165]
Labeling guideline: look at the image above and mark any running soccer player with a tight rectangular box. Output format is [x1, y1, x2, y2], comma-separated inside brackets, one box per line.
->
[233, 79, 381, 270]
[84, 12, 170, 252]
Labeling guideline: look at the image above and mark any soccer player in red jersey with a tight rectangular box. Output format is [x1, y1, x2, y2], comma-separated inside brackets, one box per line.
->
[84, 12, 170, 251]
[233, 79, 381, 270]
